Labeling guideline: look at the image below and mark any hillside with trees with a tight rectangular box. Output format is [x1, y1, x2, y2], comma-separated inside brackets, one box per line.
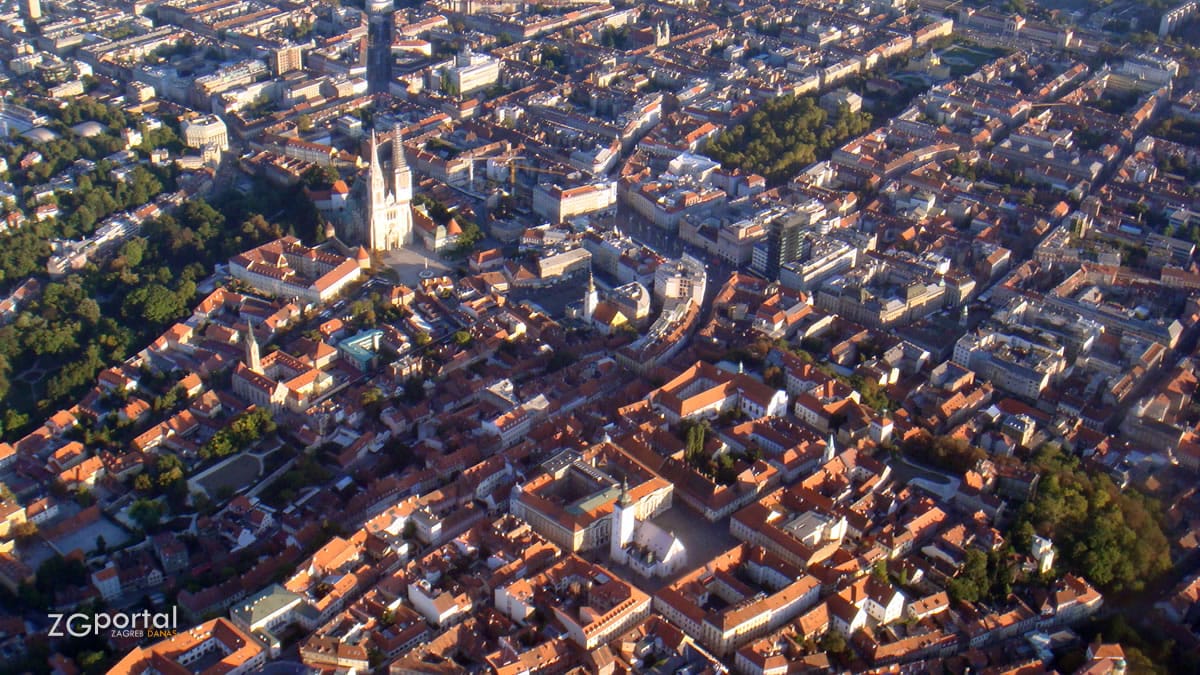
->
[1013, 444, 1171, 594]
[0, 181, 319, 440]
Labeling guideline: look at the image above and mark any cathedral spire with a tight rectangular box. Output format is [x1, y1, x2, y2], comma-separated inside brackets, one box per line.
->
[244, 323, 262, 374]
[392, 123, 412, 201]
[392, 123, 406, 172]
[368, 130, 385, 198]
[360, 126, 414, 252]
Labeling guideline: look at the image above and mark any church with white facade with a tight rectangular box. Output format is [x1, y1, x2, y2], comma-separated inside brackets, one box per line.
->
[346, 124, 414, 251]
[609, 482, 687, 579]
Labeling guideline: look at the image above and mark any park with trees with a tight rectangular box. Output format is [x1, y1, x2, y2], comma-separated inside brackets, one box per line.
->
[0, 190, 300, 441]
[898, 432, 1171, 596]
[706, 94, 873, 186]
[0, 100, 321, 441]
[1012, 443, 1171, 595]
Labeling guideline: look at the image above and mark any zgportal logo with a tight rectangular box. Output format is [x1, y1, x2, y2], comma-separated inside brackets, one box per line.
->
[48, 607, 179, 639]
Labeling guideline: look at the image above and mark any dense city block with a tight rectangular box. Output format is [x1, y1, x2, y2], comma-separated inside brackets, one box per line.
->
[0, 0, 1198, 673]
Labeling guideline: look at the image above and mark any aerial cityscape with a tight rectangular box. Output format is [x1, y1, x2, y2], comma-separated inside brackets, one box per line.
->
[0, 0, 1198, 672]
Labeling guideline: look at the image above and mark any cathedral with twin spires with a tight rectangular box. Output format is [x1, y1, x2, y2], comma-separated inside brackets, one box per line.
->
[348, 124, 414, 251]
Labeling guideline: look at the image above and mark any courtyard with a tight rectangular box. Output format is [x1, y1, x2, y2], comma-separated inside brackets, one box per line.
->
[378, 246, 454, 286]
[191, 453, 264, 497]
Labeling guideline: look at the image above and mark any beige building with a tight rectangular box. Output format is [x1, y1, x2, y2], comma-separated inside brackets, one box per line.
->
[181, 114, 229, 152]
[229, 236, 363, 304]
[653, 255, 706, 306]
[537, 247, 592, 279]
[0, 499, 27, 540]
[440, 49, 500, 95]
[509, 446, 673, 553]
[496, 556, 651, 650]
[111, 618, 268, 675]
[655, 545, 822, 656]
[532, 182, 617, 223]
[271, 44, 303, 76]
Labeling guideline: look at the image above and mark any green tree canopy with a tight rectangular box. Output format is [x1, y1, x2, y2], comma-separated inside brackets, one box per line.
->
[901, 430, 987, 474]
[1015, 444, 1171, 593]
[123, 283, 187, 325]
[129, 498, 163, 531]
[707, 95, 873, 185]
[200, 408, 276, 459]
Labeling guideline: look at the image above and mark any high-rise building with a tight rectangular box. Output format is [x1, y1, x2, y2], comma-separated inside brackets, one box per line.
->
[23, 0, 40, 21]
[758, 204, 825, 278]
[350, 126, 413, 251]
[366, 0, 393, 93]
[270, 44, 303, 76]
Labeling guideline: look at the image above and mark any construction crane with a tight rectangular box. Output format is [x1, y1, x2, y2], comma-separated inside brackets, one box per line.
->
[508, 162, 573, 189]
[462, 156, 573, 192]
